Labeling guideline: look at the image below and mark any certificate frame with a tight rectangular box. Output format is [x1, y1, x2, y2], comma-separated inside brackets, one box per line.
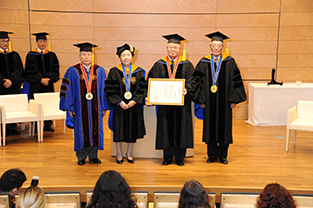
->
[147, 78, 185, 106]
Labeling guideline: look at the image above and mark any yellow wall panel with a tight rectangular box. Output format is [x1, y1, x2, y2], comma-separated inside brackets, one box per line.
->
[29, 0, 93, 12]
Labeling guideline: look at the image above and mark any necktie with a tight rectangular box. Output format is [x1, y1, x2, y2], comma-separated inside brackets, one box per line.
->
[171, 61, 174, 73]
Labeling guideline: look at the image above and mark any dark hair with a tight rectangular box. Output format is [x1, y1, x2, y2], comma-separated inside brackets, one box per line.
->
[87, 170, 137, 208]
[256, 183, 296, 208]
[0, 169, 26, 192]
[178, 180, 211, 208]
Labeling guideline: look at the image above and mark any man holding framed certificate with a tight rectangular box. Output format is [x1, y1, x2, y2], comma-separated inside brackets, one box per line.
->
[146, 34, 195, 166]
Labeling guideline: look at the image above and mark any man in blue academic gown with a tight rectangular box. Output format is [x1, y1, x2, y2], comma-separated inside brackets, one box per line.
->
[59, 42, 109, 165]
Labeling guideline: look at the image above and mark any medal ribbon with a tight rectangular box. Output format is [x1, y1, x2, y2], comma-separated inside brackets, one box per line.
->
[80, 63, 94, 94]
[166, 56, 179, 79]
[122, 63, 132, 92]
[211, 54, 222, 86]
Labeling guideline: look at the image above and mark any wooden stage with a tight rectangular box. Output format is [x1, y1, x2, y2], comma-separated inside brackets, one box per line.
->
[1, 115, 313, 203]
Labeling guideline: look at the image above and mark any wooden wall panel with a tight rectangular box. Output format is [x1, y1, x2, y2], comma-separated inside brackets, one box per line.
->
[282, 0, 313, 12]
[29, 0, 93, 12]
[279, 40, 313, 54]
[217, 14, 279, 27]
[278, 54, 313, 68]
[94, 0, 216, 13]
[94, 14, 216, 28]
[277, 68, 313, 82]
[0, 0, 28, 10]
[217, 0, 281, 13]
[216, 28, 278, 41]
[0, 10, 29, 24]
[280, 12, 313, 27]
[30, 12, 94, 26]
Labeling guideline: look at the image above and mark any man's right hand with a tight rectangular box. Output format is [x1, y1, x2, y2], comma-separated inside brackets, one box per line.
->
[119, 101, 128, 110]
[200, 104, 206, 108]
[69, 111, 74, 118]
[145, 97, 153, 106]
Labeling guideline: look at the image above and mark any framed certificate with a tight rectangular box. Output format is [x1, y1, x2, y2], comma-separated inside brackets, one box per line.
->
[147, 78, 185, 106]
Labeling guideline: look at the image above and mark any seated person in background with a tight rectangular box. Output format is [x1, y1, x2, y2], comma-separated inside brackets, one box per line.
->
[87, 170, 137, 208]
[178, 180, 211, 208]
[256, 183, 296, 208]
[0, 169, 27, 208]
[16, 186, 46, 208]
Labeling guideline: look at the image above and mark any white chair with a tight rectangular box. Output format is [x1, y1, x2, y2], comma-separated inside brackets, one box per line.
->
[154, 191, 216, 208]
[286, 100, 313, 152]
[220, 192, 259, 208]
[34, 92, 66, 142]
[0, 193, 10, 208]
[86, 191, 149, 208]
[293, 194, 313, 208]
[45, 191, 81, 208]
[0, 94, 41, 146]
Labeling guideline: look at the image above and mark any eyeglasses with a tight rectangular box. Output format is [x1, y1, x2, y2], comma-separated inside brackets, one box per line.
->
[211, 43, 223, 48]
[168, 45, 180, 50]
[0, 40, 9, 43]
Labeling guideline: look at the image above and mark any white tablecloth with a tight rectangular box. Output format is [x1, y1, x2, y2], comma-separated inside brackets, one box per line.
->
[247, 83, 313, 126]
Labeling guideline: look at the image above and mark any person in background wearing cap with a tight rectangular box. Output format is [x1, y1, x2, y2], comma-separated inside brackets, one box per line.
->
[59, 42, 110, 165]
[191, 31, 246, 164]
[25, 32, 60, 132]
[0, 169, 27, 208]
[147, 34, 195, 166]
[0, 31, 24, 136]
[105, 43, 146, 164]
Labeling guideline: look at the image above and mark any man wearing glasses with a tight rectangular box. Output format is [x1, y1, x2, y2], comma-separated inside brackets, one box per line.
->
[192, 31, 246, 164]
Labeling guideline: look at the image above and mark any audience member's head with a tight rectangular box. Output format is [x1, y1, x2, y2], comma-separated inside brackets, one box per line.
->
[256, 183, 296, 208]
[87, 170, 137, 208]
[0, 169, 26, 197]
[16, 186, 46, 208]
[178, 180, 211, 208]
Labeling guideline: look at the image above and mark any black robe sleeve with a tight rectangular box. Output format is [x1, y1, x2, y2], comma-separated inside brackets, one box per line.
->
[227, 58, 246, 104]
[131, 69, 146, 105]
[9, 52, 24, 88]
[25, 53, 42, 83]
[105, 68, 123, 107]
[45, 52, 60, 83]
[189, 59, 207, 104]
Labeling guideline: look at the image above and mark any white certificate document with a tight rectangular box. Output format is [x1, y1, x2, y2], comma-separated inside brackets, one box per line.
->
[148, 78, 185, 106]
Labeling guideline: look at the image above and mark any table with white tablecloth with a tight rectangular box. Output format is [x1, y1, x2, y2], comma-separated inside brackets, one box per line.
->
[247, 83, 313, 126]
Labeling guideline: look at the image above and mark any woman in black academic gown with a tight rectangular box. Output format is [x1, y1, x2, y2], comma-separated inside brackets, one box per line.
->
[105, 43, 146, 164]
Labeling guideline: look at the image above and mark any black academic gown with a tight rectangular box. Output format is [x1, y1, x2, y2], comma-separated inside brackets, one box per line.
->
[0, 51, 24, 95]
[192, 54, 246, 145]
[25, 49, 59, 99]
[105, 64, 146, 143]
[147, 56, 195, 150]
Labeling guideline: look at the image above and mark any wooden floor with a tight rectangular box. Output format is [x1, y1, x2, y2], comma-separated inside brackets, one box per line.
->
[1, 115, 313, 203]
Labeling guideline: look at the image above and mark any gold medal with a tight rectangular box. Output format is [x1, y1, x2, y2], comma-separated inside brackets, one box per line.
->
[86, 92, 93, 100]
[124, 91, 132, 100]
[211, 85, 218, 93]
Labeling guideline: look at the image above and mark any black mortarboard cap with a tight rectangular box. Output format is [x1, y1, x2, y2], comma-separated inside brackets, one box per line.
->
[116, 43, 135, 57]
[32, 32, 49, 41]
[0, 31, 13, 39]
[73, 42, 98, 52]
[206, 31, 229, 42]
[162, 34, 185, 44]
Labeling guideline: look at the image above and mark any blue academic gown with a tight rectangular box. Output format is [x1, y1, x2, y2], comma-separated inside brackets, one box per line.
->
[59, 64, 109, 151]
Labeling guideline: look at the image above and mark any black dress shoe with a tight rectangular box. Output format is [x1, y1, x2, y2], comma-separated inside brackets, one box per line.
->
[77, 159, 85, 165]
[207, 156, 216, 163]
[90, 158, 101, 164]
[44, 126, 55, 132]
[116, 158, 123, 164]
[126, 154, 134, 164]
[176, 161, 184, 166]
[220, 158, 228, 164]
[163, 160, 171, 165]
